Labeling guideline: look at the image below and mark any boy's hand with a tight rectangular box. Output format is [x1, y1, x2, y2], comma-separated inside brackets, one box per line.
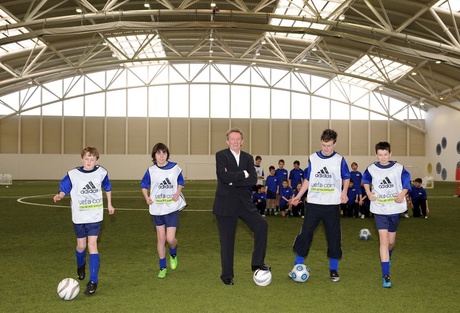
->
[291, 197, 299, 206]
[53, 193, 63, 203]
[367, 192, 377, 201]
[108, 206, 115, 215]
[395, 193, 406, 203]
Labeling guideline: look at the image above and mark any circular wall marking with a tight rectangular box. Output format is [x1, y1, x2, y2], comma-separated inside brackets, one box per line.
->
[436, 162, 442, 174]
[441, 168, 447, 180]
[436, 144, 442, 155]
[441, 137, 447, 149]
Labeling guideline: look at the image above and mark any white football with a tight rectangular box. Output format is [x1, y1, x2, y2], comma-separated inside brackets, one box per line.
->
[57, 278, 80, 300]
[253, 269, 272, 286]
[289, 264, 310, 283]
[359, 228, 371, 240]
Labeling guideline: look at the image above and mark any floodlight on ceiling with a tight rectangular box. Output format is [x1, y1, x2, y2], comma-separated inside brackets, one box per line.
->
[210, 2, 216, 8]
[76, 8, 82, 13]
[144, 1, 150, 8]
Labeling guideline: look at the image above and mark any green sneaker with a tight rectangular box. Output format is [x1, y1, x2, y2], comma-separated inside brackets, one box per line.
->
[170, 255, 178, 270]
[158, 268, 167, 278]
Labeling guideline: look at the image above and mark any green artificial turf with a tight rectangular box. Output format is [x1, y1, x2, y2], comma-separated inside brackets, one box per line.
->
[1, 180, 459, 312]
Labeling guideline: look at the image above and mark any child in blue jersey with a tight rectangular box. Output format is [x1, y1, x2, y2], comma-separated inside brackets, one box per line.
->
[350, 162, 362, 188]
[289, 160, 304, 189]
[345, 181, 360, 217]
[292, 183, 306, 218]
[408, 178, 429, 218]
[265, 166, 278, 216]
[141, 143, 186, 278]
[279, 179, 294, 217]
[53, 147, 115, 296]
[253, 184, 267, 216]
[290, 129, 350, 283]
[275, 160, 288, 214]
[363, 141, 411, 288]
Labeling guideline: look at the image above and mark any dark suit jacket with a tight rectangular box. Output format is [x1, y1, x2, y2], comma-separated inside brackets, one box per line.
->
[213, 148, 258, 216]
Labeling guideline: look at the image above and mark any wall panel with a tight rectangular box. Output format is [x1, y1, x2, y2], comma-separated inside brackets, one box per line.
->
[271, 119, 289, 155]
[350, 120, 369, 155]
[409, 125, 425, 156]
[251, 119, 270, 155]
[190, 119, 209, 155]
[291, 119, 309, 156]
[0, 116, 19, 153]
[390, 121, 407, 156]
[149, 118, 168, 149]
[128, 117, 147, 154]
[170, 118, 188, 154]
[64, 117, 83, 153]
[106, 117, 125, 154]
[21, 116, 40, 153]
[370, 121, 388, 149]
[331, 120, 349, 156]
[85, 117, 104, 150]
[211, 119, 229, 154]
[42, 117, 61, 154]
[311, 120, 329, 149]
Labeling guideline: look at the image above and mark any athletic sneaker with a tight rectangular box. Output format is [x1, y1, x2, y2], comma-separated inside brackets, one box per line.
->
[170, 255, 178, 270]
[84, 281, 97, 295]
[158, 268, 167, 278]
[382, 275, 392, 288]
[330, 270, 340, 282]
[404, 213, 410, 218]
[77, 264, 85, 280]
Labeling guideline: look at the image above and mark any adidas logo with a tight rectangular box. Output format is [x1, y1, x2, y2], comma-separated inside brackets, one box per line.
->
[314, 167, 332, 178]
[378, 177, 394, 189]
[80, 181, 99, 194]
[158, 178, 174, 189]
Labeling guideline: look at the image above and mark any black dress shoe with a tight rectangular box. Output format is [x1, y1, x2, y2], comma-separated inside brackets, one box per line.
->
[251, 264, 271, 271]
[222, 278, 234, 285]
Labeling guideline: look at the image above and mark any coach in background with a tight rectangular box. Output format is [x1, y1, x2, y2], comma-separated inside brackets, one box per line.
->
[213, 128, 270, 285]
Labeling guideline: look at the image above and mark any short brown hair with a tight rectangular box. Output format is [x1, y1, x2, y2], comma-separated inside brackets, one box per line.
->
[81, 147, 99, 159]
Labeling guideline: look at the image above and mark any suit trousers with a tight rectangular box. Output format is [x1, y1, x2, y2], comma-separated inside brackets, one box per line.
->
[216, 206, 268, 280]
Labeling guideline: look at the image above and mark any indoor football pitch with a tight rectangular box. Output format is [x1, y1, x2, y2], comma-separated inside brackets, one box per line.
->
[1, 180, 459, 312]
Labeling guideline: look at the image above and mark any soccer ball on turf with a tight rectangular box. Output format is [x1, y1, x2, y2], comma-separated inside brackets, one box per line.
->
[359, 228, 371, 240]
[57, 278, 80, 300]
[289, 264, 310, 283]
[253, 269, 272, 286]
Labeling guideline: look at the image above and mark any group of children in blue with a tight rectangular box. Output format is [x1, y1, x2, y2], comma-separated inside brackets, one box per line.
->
[253, 159, 307, 218]
[255, 158, 428, 221]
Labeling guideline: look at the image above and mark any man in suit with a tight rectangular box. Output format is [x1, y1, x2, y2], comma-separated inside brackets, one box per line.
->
[213, 128, 270, 285]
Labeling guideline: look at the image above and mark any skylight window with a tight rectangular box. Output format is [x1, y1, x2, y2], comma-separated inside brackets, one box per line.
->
[106, 34, 166, 65]
[435, 0, 460, 12]
[269, 0, 346, 41]
[0, 9, 44, 56]
[338, 55, 413, 90]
